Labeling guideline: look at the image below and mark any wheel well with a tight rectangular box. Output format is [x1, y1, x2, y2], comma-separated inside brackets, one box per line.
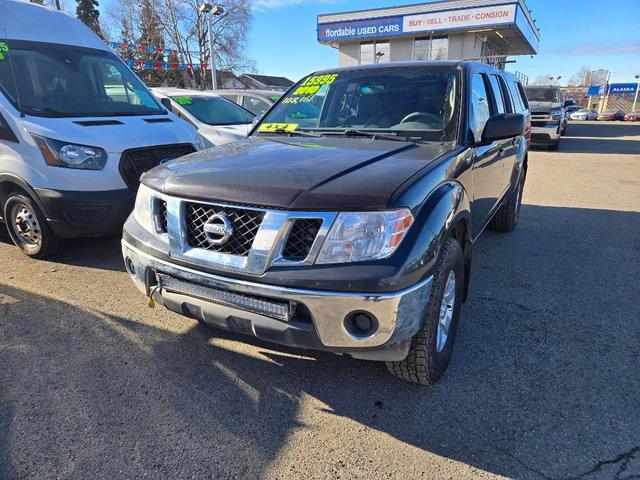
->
[451, 218, 472, 302]
[0, 181, 29, 206]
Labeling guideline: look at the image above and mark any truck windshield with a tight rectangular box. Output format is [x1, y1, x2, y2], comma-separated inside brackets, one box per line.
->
[257, 66, 460, 142]
[171, 95, 254, 125]
[524, 87, 561, 103]
[0, 40, 164, 117]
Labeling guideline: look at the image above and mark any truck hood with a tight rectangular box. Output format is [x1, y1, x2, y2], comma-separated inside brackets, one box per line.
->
[142, 136, 451, 210]
[528, 101, 563, 114]
[23, 114, 196, 154]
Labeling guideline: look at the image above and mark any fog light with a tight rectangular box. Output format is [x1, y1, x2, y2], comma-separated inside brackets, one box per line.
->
[344, 311, 378, 338]
[125, 257, 136, 275]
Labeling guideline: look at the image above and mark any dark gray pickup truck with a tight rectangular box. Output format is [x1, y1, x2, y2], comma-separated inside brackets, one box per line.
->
[122, 61, 530, 384]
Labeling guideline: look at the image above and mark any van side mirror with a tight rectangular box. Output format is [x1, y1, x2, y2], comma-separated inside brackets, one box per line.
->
[480, 113, 525, 144]
[160, 97, 173, 112]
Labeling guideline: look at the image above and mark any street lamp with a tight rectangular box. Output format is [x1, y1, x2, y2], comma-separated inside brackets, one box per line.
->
[200, 3, 224, 90]
[633, 74, 640, 113]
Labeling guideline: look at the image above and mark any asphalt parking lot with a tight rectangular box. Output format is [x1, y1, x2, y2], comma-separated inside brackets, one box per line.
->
[1, 121, 639, 480]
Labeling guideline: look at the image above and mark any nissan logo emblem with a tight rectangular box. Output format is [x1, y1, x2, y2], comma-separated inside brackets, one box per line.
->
[203, 213, 233, 245]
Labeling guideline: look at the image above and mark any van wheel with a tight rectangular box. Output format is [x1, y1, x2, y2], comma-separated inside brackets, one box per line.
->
[3, 193, 62, 258]
[489, 172, 524, 232]
[386, 238, 464, 385]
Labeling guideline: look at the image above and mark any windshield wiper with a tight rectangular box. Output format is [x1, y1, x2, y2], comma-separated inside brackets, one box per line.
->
[23, 106, 73, 118]
[267, 128, 321, 137]
[324, 129, 414, 142]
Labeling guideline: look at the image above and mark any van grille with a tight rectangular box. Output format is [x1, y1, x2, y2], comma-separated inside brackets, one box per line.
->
[119, 143, 196, 190]
[186, 203, 265, 256]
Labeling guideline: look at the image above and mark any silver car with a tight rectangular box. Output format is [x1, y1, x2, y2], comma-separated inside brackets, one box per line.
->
[570, 109, 598, 121]
[214, 89, 283, 116]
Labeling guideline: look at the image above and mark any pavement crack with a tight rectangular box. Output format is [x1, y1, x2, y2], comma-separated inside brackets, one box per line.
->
[494, 446, 551, 479]
[553, 446, 640, 480]
[494, 446, 640, 480]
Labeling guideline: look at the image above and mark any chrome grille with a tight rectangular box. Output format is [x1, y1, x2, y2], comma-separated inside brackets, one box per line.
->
[186, 203, 265, 256]
[157, 199, 168, 233]
[282, 219, 323, 261]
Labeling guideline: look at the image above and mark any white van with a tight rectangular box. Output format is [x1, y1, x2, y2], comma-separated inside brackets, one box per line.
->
[151, 88, 255, 147]
[0, 0, 201, 258]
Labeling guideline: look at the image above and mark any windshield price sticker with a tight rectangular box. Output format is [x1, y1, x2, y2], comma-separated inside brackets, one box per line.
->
[0, 42, 9, 61]
[173, 96, 192, 105]
[258, 123, 299, 133]
[292, 73, 338, 96]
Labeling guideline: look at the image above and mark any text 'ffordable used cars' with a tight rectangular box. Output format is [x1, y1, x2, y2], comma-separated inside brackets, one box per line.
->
[122, 61, 531, 385]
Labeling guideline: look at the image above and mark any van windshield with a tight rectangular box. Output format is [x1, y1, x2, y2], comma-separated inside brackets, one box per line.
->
[524, 87, 561, 103]
[257, 66, 460, 142]
[0, 40, 164, 118]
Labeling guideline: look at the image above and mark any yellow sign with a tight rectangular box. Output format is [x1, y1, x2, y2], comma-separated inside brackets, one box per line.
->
[292, 73, 338, 96]
[258, 123, 299, 133]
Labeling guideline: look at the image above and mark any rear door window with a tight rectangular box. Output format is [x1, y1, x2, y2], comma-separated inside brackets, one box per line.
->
[488, 75, 506, 114]
[242, 96, 271, 116]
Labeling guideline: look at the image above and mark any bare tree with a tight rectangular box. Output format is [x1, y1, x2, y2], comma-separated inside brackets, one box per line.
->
[568, 67, 592, 87]
[157, 0, 254, 89]
[104, 0, 253, 89]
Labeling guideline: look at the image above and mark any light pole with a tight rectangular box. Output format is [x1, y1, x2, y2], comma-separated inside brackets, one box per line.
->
[633, 74, 640, 113]
[200, 3, 224, 90]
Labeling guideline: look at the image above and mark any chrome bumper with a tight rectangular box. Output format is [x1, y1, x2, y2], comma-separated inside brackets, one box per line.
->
[122, 241, 432, 354]
[530, 122, 560, 142]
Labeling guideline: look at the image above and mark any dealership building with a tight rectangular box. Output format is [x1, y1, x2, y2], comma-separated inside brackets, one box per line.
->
[317, 0, 540, 69]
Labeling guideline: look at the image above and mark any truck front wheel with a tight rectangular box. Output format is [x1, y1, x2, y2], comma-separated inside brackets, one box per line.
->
[386, 237, 464, 385]
[3, 193, 62, 259]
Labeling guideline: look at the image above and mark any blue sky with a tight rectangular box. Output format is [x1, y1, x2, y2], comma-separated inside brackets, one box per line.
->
[247, 0, 640, 84]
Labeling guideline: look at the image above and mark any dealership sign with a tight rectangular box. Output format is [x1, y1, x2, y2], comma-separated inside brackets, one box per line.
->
[319, 4, 517, 41]
[608, 83, 638, 95]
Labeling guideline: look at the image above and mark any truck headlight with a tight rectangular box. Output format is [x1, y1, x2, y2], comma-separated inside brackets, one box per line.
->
[133, 184, 155, 233]
[32, 134, 107, 170]
[550, 108, 563, 120]
[316, 209, 413, 264]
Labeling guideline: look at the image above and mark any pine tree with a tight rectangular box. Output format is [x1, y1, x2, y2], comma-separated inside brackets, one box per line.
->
[76, 0, 102, 38]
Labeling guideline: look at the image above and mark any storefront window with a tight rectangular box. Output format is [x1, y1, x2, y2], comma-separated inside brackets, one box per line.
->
[360, 42, 374, 64]
[413, 36, 448, 61]
[414, 38, 430, 61]
[375, 41, 390, 63]
[360, 41, 390, 64]
[431, 37, 448, 60]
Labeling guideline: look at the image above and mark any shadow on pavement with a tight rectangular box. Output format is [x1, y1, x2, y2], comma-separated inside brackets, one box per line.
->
[1, 203, 639, 479]
[0, 229, 126, 273]
[559, 121, 640, 154]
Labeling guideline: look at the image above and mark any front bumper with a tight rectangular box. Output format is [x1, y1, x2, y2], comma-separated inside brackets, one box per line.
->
[530, 122, 561, 145]
[35, 188, 136, 238]
[122, 240, 433, 361]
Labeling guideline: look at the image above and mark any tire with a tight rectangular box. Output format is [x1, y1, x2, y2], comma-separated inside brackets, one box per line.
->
[548, 140, 559, 151]
[3, 193, 62, 258]
[386, 237, 464, 385]
[489, 172, 524, 233]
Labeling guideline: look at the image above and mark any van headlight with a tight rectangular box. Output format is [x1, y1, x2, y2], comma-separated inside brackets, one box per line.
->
[32, 134, 107, 170]
[550, 108, 563, 120]
[316, 209, 414, 264]
[133, 184, 155, 233]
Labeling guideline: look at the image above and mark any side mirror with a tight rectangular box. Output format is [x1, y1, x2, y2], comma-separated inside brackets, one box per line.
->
[481, 113, 525, 144]
[160, 97, 173, 112]
[564, 100, 574, 108]
[252, 114, 263, 126]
